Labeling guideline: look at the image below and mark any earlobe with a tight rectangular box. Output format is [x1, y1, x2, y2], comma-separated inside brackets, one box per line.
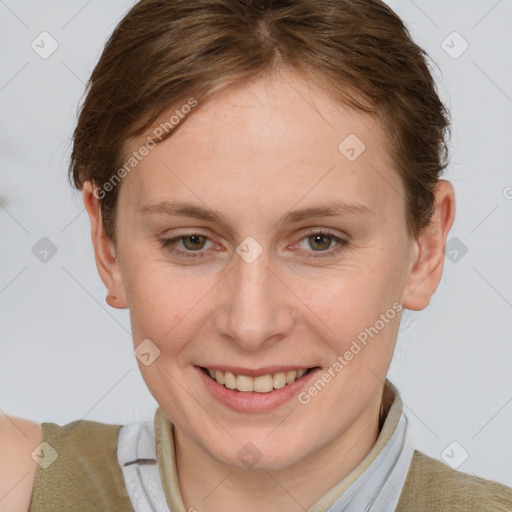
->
[402, 180, 456, 311]
[82, 181, 128, 309]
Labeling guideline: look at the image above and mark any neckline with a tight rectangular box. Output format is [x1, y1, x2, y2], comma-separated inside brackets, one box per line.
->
[154, 378, 403, 512]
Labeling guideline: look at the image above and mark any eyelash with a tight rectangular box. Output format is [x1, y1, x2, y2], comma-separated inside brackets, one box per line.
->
[159, 229, 349, 259]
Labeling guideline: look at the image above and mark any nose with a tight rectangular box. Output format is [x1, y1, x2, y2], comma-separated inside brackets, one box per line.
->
[215, 246, 295, 352]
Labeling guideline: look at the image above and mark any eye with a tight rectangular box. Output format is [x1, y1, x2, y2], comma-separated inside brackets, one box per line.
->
[295, 229, 349, 258]
[160, 233, 218, 259]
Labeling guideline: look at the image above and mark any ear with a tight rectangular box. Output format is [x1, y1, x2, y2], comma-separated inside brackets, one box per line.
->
[82, 181, 128, 309]
[402, 180, 456, 311]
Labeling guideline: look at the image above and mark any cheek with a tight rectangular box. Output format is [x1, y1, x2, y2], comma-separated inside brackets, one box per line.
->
[123, 257, 219, 362]
[121, 259, 179, 342]
[312, 251, 406, 363]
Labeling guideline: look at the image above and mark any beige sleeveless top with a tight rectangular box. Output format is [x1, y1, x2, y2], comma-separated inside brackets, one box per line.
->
[28, 380, 512, 511]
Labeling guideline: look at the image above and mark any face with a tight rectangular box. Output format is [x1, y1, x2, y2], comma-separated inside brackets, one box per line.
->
[96, 69, 420, 470]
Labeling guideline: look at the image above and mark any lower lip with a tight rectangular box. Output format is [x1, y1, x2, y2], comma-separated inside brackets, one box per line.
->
[195, 366, 322, 412]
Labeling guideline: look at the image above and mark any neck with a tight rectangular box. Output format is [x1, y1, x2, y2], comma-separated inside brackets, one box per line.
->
[175, 394, 383, 512]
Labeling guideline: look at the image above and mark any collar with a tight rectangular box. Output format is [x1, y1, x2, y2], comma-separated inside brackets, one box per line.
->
[154, 378, 414, 512]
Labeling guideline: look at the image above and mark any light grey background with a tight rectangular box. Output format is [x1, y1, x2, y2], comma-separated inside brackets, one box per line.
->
[1, 0, 511, 487]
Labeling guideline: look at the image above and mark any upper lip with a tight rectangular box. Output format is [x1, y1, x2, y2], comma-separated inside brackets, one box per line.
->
[199, 365, 317, 377]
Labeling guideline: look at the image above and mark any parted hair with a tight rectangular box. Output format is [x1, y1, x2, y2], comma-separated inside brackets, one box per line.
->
[69, 0, 450, 245]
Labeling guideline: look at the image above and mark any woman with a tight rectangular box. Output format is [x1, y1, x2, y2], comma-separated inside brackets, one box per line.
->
[1, 0, 511, 510]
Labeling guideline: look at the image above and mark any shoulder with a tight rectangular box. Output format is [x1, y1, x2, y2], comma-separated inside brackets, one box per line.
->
[0, 414, 42, 512]
[26, 417, 134, 511]
[397, 449, 512, 511]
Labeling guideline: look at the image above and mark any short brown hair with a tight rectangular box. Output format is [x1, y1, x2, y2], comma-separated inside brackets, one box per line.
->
[69, 0, 450, 245]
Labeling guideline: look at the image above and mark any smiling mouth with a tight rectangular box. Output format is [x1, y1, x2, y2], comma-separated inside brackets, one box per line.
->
[200, 366, 317, 393]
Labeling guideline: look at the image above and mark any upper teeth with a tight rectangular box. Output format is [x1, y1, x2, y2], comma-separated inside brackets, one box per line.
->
[207, 368, 309, 393]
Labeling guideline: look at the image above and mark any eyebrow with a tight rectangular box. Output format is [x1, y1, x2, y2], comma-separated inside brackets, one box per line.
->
[137, 199, 375, 225]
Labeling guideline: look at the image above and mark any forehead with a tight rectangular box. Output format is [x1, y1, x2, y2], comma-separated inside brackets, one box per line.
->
[119, 70, 403, 223]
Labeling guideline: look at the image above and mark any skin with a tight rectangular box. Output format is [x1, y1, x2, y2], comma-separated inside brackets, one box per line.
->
[0, 415, 41, 512]
[83, 69, 455, 511]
